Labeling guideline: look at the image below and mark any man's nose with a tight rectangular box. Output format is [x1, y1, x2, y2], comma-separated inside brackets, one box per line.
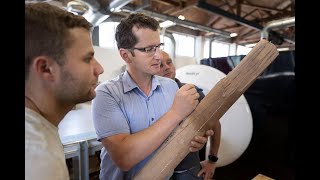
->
[154, 48, 162, 59]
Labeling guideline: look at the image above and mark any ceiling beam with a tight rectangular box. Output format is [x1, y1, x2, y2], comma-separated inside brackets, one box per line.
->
[122, 4, 231, 38]
[152, 0, 180, 7]
[140, 9, 231, 38]
[197, 1, 263, 30]
[170, 3, 197, 16]
[232, 27, 255, 43]
[221, 0, 235, 14]
[236, 0, 243, 16]
[241, 3, 289, 13]
[242, 8, 258, 19]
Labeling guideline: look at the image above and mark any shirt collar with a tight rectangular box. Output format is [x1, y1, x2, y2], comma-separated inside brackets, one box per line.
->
[122, 71, 161, 93]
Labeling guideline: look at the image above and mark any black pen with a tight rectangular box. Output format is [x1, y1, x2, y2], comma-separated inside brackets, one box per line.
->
[195, 86, 203, 92]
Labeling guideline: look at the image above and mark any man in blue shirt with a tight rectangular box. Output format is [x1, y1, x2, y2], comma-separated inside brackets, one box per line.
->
[92, 13, 213, 180]
[157, 51, 221, 180]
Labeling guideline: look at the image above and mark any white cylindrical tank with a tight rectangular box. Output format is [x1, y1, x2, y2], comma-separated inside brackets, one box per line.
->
[176, 64, 253, 167]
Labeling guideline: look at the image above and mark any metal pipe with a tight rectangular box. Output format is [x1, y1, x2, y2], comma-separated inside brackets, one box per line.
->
[78, 0, 132, 27]
[261, 16, 295, 41]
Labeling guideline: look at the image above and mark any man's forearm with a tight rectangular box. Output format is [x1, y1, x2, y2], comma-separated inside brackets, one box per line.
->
[209, 122, 221, 156]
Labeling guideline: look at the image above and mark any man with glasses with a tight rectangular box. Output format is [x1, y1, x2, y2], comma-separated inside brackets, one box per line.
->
[92, 13, 214, 180]
[158, 50, 221, 180]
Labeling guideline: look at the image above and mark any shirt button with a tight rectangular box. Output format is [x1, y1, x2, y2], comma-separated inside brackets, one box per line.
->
[151, 118, 154, 121]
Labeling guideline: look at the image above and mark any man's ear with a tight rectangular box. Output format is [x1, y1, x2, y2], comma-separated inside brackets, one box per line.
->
[119, 48, 132, 64]
[32, 56, 56, 81]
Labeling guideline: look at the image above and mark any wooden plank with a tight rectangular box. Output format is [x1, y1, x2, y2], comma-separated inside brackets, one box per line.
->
[133, 39, 279, 180]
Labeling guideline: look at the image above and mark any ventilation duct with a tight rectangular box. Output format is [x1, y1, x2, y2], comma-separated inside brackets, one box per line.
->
[261, 16, 295, 44]
[68, 0, 132, 27]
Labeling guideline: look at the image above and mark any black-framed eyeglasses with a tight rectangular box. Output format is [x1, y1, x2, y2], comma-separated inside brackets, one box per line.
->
[129, 43, 165, 55]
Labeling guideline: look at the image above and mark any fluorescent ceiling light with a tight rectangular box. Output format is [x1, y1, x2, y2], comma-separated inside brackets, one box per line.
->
[66, 0, 88, 15]
[160, 20, 176, 28]
[178, 15, 185, 20]
[230, 33, 238, 37]
[277, 47, 290, 51]
[245, 43, 256, 48]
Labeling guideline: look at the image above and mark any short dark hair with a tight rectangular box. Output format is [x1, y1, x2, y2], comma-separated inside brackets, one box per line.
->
[115, 13, 160, 49]
[25, 2, 92, 80]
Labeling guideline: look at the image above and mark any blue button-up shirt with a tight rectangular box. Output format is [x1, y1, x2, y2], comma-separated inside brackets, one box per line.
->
[92, 71, 179, 180]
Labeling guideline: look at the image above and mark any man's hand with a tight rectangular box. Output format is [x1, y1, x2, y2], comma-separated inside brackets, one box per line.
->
[171, 84, 199, 121]
[189, 129, 214, 152]
[198, 160, 217, 180]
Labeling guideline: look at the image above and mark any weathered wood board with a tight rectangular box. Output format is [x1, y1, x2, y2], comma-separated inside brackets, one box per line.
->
[133, 39, 279, 180]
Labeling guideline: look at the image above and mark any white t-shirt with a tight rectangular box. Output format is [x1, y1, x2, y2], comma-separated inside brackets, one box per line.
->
[25, 107, 69, 180]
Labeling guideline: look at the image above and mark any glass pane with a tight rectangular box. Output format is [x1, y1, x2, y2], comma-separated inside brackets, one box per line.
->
[173, 33, 195, 57]
[237, 45, 252, 55]
[204, 40, 210, 58]
[211, 41, 229, 58]
[163, 36, 174, 58]
[99, 22, 119, 49]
